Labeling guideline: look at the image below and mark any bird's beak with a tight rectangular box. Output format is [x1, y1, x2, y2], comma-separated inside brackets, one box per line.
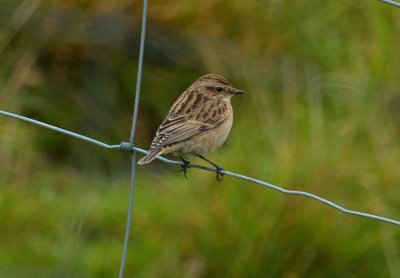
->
[231, 88, 245, 94]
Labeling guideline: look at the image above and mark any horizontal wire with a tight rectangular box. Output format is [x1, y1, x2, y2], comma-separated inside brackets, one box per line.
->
[1, 109, 400, 227]
[0, 110, 120, 149]
[148, 154, 400, 226]
[377, 0, 400, 8]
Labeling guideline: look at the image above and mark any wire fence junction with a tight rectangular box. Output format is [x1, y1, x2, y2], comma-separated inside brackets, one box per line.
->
[1, 0, 400, 277]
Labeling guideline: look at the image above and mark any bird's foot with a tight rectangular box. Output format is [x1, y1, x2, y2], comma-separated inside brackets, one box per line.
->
[178, 156, 191, 179]
[216, 166, 224, 181]
[196, 155, 225, 181]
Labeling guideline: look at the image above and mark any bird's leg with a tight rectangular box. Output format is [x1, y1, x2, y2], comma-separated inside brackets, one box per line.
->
[197, 155, 224, 181]
[179, 156, 191, 179]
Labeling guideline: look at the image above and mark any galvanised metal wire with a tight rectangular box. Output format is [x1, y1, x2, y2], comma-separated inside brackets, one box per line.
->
[118, 0, 148, 277]
[378, 0, 400, 8]
[1, 109, 400, 228]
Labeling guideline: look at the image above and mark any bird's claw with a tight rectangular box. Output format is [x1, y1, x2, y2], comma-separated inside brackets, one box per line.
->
[178, 157, 191, 179]
[216, 167, 224, 181]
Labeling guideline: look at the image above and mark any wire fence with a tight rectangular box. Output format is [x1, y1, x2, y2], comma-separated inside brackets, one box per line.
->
[1, 0, 399, 276]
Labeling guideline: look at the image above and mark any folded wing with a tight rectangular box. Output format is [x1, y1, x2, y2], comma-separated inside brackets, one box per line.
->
[138, 96, 228, 164]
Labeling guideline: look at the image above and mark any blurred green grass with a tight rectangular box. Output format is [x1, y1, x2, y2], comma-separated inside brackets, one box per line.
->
[1, 0, 400, 277]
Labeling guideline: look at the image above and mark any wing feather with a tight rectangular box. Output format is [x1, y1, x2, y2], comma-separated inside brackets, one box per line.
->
[149, 96, 228, 151]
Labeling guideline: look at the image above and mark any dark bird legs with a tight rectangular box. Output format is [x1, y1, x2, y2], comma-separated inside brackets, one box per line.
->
[198, 155, 224, 181]
[178, 155, 224, 181]
[179, 156, 191, 179]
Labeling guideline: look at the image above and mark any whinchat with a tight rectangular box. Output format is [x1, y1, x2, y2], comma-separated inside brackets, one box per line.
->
[138, 73, 245, 181]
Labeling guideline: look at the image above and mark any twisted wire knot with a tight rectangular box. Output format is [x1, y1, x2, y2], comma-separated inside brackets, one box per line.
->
[118, 142, 135, 152]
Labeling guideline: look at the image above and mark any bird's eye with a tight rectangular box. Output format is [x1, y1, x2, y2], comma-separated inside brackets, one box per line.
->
[216, 87, 223, 92]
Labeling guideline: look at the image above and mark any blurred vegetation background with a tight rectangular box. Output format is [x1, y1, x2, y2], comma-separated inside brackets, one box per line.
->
[1, 0, 400, 277]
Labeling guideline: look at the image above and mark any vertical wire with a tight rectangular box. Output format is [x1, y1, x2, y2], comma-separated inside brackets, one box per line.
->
[118, 0, 148, 277]
[129, 0, 148, 144]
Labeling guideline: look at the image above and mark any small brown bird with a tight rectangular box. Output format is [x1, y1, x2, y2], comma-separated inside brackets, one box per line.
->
[138, 73, 244, 181]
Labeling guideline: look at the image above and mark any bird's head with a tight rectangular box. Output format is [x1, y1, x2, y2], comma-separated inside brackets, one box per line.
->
[195, 73, 245, 100]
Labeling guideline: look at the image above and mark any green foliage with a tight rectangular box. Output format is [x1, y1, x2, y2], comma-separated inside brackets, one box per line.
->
[1, 0, 400, 277]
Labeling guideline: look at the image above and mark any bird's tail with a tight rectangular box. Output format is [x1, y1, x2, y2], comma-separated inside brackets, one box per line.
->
[137, 148, 164, 165]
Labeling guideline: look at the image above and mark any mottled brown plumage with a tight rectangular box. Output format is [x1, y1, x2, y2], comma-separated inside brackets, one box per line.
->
[138, 73, 244, 180]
